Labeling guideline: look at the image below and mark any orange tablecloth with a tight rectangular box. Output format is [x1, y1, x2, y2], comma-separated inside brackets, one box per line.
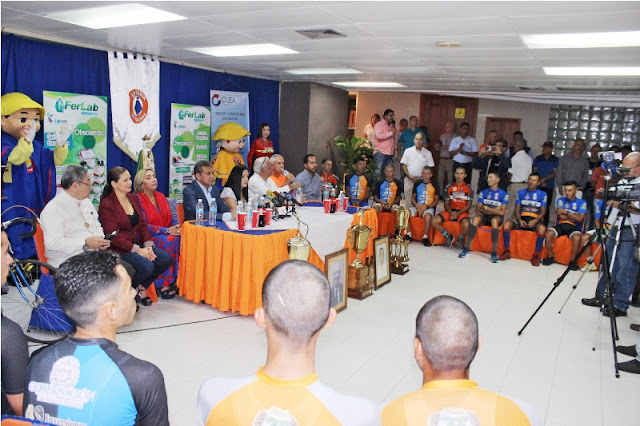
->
[177, 209, 378, 315]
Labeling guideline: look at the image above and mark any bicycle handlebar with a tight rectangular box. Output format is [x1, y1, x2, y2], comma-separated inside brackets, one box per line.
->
[1, 217, 37, 239]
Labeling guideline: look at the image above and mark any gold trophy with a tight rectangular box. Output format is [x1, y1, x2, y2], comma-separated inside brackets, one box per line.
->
[287, 212, 311, 261]
[390, 204, 410, 275]
[346, 210, 373, 299]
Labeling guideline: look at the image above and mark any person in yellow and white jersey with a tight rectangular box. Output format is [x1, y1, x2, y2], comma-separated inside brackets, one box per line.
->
[197, 260, 380, 426]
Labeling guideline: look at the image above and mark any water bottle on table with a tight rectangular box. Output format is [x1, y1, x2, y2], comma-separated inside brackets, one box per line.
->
[209, 198, 217, 227]
[195, 199, 204, 226]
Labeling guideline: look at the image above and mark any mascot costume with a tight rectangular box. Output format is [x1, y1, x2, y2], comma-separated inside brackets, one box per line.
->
[1, 93, 68, 259]
[211, 122, 250, 186]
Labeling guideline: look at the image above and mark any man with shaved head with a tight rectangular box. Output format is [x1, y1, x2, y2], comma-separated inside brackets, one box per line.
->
[382, 295, 532, 425]
[197, 260, 379, 425]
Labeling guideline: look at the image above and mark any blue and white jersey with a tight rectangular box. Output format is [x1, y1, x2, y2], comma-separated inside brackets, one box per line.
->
[556, 197, 587, 226]
[478, 187, 509, 209]
[516, 188, 547, 219]
[24, 337, 168, 426]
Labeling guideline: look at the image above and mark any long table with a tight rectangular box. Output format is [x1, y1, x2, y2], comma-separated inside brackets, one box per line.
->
[176, 205, 378, 315]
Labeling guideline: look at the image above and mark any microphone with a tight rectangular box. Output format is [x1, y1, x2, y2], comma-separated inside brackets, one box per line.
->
[265, 190, 284, 207]
[281, 191, 302, 206]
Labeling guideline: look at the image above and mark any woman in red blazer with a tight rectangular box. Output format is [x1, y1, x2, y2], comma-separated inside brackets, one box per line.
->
[99, 167, 173, 306]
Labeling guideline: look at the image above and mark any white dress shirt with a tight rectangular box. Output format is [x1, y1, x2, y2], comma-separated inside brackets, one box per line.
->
[508, 150, 533, 183]
[248, 174, 289, 199]
[400, 146, 435, 177]
[449, 136, 478, 164]
[40, 190, 104, 267]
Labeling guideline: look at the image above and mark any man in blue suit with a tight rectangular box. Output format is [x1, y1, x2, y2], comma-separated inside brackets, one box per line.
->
[182, 160, 229, 221]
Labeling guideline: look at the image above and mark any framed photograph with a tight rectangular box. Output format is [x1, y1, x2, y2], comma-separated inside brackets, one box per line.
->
[374, 235, 391, 289]
[325, 248, 348, 313]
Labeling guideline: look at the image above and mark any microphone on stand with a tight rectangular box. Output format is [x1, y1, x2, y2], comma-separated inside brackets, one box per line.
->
[265, 190, 284, 207]
[280, 191, 302, 206]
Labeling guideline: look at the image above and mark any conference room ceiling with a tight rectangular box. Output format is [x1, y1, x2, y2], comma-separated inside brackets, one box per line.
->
[3, 1, 640, 103]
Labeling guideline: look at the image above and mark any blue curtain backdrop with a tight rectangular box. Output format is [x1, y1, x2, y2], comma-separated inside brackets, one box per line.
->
[1, 34, 280, 194]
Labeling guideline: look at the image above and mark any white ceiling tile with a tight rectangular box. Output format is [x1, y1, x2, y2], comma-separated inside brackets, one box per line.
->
[195, 6, 348, 30]
[511, 10, 640, 34]
[1, 1, 131, 15]
[0, 6, 33, 19]
[140, 1, 317, 18]
[2, 14, 85, 33]
[393, 35, 524, 50]
[358, 17, 513, 38]
[531, 47, 640, 60]
[163, 32, 261, 49]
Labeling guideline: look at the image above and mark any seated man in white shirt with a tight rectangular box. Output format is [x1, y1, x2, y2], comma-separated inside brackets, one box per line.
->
[40, 165, 112, 268]
[248, 156, 299, 200]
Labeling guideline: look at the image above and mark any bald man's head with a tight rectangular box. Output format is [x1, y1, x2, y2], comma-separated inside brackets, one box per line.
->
[416, 296, 478, 371]
[262, 260, 331, 343]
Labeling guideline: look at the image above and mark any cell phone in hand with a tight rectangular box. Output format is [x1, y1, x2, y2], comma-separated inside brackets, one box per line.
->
[104, 230, 119, 240]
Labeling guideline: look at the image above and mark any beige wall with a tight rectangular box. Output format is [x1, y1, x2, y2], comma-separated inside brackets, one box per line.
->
[476, 99, 550, 157]
[354, 92, 421, 138]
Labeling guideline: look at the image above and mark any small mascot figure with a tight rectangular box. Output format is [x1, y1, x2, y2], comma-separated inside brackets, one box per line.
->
[211, 122, 250, 186]
[1, 92, 68, 259]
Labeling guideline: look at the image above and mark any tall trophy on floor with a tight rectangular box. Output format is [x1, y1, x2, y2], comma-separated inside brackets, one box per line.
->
[347, 210, 373, 299]
[390, 204, 410, 274]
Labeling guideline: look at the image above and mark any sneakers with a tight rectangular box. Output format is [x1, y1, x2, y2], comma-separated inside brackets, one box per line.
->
[616, 345, 639, 358]
[531, 253, 541, 266]
[490, 252, 498, 263]
[569, 264, 580, 271]
[422, 237, 432, 247]
[444, 233, 454, 248]
[456, 236, 465, 251]
[458, 249, 469, 258]
[631, 324, 640, 332]
[581, 261, 598, 272]
[582, 297, 603, 307]
[542, 256, 555, 266]
[498, 250, 511, 261]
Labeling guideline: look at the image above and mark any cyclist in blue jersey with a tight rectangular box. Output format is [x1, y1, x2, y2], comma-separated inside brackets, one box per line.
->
[499, 173, 548, 266]
[23, 251, 169, 426]
[542, 181, 587, 269]
[459, 172, 508, 263]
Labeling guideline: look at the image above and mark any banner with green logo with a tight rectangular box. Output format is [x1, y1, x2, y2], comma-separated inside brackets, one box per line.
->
[169, 104, 211, 200]
[43, 91, 108, 207]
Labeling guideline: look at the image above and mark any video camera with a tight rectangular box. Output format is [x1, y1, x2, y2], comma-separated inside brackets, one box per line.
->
[607, 176, 640, 202]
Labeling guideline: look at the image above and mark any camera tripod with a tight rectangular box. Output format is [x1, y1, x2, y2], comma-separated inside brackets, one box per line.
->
[518, 174, 635, 377]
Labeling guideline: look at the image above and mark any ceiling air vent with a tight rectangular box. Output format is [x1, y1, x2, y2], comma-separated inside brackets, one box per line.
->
[295, 29, 346, 39]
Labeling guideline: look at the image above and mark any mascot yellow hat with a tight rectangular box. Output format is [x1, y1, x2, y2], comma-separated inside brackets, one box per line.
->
[1, 92, 45, 117]
[212, 122, 250, 141]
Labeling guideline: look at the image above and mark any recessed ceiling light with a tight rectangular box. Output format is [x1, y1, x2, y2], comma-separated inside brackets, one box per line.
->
[523, 31, 640, 49]
[187, 44, 298, 57]
[544, 67, 640, 76]
[44, 3, 186, 29]
[286, 68, 362, 75]
[436, 41, 462, 48]
[333, 82, 406, 88]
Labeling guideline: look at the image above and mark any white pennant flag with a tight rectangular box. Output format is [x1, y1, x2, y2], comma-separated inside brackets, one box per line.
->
[108, 51, 160, 160]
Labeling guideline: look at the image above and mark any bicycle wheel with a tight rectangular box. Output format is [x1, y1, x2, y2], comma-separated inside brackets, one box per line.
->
[1, 259, 74, 344]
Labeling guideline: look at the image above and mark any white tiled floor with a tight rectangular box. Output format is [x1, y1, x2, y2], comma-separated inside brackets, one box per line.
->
[111, 243, 638, 425]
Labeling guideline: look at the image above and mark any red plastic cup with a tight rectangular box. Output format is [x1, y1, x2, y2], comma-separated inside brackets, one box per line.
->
[252, 210, 260, 228]
[323, 199, 331, 213]
[265, 208, 272, 225]
[342, 198, 348, 212]
[237, 212, 247, 231]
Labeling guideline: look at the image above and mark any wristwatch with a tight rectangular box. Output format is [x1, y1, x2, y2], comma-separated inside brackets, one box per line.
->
[83, 243, 89, 251]
[166, 228, 170, 235]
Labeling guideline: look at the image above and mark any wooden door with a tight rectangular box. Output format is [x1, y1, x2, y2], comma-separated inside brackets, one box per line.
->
[484, 117, 521, 145]
[418, 94, 479, 148]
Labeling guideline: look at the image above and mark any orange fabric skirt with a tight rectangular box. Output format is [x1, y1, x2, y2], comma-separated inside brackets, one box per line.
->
[177, 209, 378, 315]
